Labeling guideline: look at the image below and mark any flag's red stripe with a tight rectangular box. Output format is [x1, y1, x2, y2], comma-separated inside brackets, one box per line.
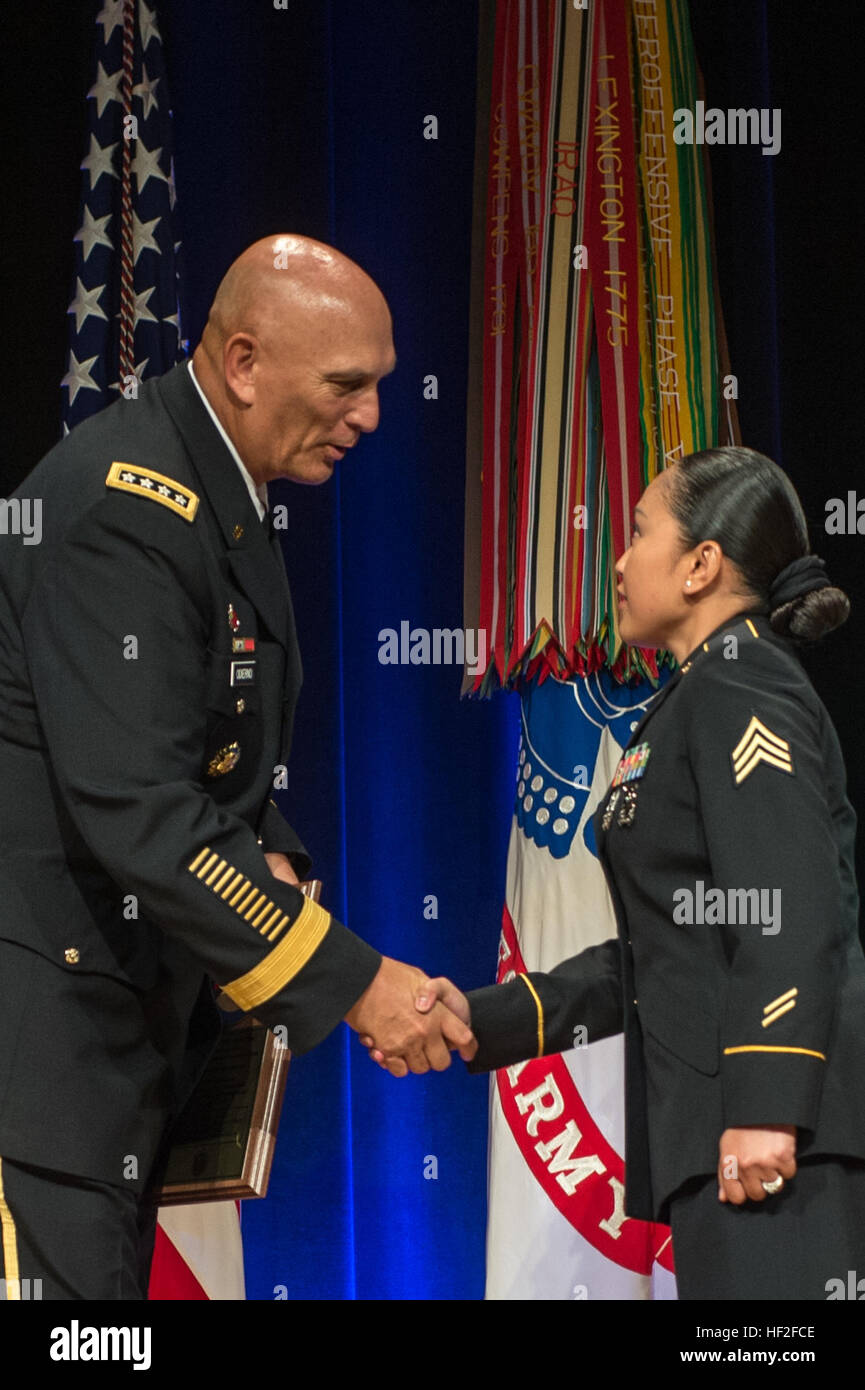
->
[147, 1225, 210, 1301]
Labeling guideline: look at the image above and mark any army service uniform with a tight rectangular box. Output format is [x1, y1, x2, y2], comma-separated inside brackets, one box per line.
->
[0, 362, 381, 1298]
[467, 613, 865, 1299]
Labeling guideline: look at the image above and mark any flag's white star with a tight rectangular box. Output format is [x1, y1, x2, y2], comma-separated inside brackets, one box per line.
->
[67, 279, 108, 333]
[133, 287, 158, 326]
[62, 351, 101, 405]
[80, 134, 118, 192]
[87, 61, 123, 118]
[132, 141, 168, 195]
[163, 312, 180, 334]
[132, 212, 161, 263]
[74, 208, 113, 261]
[96, 0, 125, 45]
[139, 0, 161, 50]
[133, 64, 160, 120]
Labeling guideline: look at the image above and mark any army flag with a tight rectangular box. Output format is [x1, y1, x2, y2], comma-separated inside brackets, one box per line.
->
[465, 0, 738, 1300]
[465, 0, 735, 692]
[486, 669, 676, 1298]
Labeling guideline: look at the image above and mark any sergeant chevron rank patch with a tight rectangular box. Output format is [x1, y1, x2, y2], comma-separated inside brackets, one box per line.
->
[105, 462, 199, 521]
[731, 716, 794, 785]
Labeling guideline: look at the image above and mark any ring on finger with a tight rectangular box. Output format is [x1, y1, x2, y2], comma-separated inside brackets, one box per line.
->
[760, 1174, 784, 1195]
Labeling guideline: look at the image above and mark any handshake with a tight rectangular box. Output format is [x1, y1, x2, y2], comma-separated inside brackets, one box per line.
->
[344, 955, 476, 1076]
[264, 858, 474, 1076]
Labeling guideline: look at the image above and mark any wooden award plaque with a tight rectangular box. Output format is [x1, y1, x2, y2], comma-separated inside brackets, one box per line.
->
[153, 879, 321, 1205]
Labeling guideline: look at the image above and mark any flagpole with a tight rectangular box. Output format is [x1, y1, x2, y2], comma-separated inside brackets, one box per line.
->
[118, 0, 136, 383]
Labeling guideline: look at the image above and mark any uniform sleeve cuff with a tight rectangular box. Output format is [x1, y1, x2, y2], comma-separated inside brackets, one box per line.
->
[241, 914, 382, 1054]
[722, 1044, 827, 1130]
[466, 975, 544, 1074]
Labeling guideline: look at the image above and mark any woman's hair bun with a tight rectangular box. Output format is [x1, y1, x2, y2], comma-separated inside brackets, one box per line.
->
[667, 447, 850, 645]
[770, 586, 850, 642]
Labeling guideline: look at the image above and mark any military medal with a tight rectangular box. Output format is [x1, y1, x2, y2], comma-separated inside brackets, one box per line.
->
[602, 742, 651, 829]
[228, 603, 241, 632]
[617, 783, 639, 826]
[207, 742, 241, 777]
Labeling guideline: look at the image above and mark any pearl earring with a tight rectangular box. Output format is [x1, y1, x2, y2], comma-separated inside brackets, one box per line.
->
[686, 580, 692, 589]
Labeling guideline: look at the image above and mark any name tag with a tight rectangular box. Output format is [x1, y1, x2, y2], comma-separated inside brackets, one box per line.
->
[230, 660, 257, 687]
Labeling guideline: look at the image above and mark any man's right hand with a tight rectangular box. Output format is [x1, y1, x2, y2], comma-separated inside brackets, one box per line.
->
[344, 957, 476, 1076]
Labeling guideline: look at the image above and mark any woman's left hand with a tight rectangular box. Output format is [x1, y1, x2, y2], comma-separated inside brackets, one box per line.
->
[717, 1125, 797, 1204]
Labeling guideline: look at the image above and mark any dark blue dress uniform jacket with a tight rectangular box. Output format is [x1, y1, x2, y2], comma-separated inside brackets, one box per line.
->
[0, 362, 381, 1192]
[467, 614, 865, 1224]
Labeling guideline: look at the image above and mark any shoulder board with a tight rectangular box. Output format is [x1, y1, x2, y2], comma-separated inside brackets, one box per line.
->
[707, 616, 761, 652]
[679, 616, 762, 676]
[105, 462, 199, 522]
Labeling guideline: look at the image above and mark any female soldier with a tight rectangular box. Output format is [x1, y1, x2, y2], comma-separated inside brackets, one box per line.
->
[369, 446, 865, 1300]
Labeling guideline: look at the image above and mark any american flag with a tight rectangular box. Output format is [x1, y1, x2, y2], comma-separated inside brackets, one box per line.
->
[63, 1, 245, 1301]
[62, 0, 185, 434]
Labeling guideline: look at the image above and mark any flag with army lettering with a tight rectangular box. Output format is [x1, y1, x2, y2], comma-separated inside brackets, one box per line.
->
[486, 669, 677, 1299]
[466, 0, 738, 1301]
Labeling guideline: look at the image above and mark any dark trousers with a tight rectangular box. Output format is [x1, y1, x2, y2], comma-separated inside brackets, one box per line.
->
[669, 1155, 865, 1300]
[0, 1154, 160, 1300]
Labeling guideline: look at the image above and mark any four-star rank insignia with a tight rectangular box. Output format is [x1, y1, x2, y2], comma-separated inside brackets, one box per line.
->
[105, 462, 199, 521]
[731, 716, 794, 785]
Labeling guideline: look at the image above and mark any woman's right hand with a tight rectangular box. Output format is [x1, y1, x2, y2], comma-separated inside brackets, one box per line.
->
[414, 977, 472, 1026]
[358, 977, 474, 1073]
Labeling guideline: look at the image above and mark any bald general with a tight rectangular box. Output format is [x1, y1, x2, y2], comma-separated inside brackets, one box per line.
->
[192, 234, 396, 489]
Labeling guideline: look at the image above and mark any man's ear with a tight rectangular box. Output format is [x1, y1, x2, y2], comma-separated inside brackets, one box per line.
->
[223, 333, 258, 405]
